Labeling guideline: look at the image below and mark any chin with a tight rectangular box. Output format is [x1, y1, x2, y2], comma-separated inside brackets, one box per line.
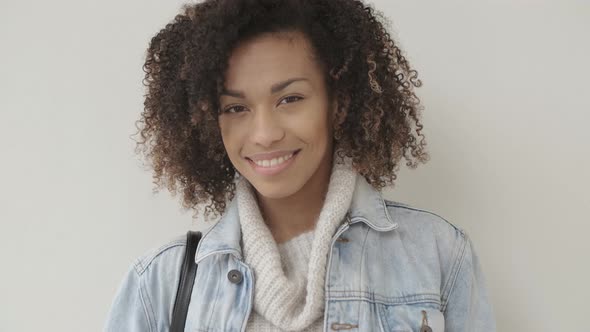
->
[247, 177, 302, 200]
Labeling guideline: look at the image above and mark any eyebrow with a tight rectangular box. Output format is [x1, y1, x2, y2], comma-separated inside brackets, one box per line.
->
[220, 77, 309, 99]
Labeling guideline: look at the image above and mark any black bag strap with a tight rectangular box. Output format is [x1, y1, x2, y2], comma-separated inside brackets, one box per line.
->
[170, 230, 202, 332]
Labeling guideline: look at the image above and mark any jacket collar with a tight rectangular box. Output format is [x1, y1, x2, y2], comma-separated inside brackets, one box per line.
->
[195, 173, 398, 264]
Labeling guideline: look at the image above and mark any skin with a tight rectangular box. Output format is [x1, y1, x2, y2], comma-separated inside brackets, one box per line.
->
[218, 30, 338, 244]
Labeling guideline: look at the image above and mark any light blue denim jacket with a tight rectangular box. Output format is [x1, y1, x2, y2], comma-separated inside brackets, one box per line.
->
[105, 174, 495, 331]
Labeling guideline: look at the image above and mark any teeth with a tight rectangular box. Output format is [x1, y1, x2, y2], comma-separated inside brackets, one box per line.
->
[253, 152, 294, 168]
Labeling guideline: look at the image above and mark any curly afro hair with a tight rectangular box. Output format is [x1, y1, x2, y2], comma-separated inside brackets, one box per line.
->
[134, 0, 429, 221]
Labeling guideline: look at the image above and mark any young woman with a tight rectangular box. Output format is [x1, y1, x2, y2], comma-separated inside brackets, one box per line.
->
[105, 0, 495, 331]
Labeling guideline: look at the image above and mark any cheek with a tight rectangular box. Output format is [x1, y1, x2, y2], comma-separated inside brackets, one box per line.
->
[219, 120, 238, 153]
[295, 106, 331, 144]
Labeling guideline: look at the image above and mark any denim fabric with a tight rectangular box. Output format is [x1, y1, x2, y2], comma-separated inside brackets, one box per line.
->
[104, 174, 495, 331]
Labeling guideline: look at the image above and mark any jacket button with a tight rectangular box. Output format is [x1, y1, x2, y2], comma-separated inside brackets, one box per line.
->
[227, 269, 243, 284]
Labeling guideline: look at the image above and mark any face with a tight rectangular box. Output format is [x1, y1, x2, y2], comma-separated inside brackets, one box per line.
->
[218, 31, 336, 200]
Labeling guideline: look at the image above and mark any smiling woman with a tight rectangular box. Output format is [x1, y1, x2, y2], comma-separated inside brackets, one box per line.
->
[132, 0, 430, 223]
[104, 0, 495, 331]
[219, 31, 336, 226]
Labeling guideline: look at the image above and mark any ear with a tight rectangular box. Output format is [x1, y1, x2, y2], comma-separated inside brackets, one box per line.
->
[331, 93, 350, 126]
[331, 97, 338, 117]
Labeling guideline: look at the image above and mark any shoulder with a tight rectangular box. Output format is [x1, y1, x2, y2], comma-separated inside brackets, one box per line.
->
[382, 199, 468, 257]
[381, 199, 472, 294]
[105, 234, 190, 330]
[132, 233, 188, 277]
[383, 199, 466, 241]
[119, 234, 191, 326]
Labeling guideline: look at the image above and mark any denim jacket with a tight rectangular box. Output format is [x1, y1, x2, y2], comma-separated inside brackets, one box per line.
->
[104, 174, 495, 331]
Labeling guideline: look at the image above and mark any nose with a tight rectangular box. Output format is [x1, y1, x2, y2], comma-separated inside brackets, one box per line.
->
[249, 108, 285, 148]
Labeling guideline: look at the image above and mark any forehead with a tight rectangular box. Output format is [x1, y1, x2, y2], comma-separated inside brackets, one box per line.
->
[223, 31, 323, 89]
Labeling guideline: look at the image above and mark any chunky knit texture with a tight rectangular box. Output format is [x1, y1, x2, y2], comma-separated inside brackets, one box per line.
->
[246, 230, 322, 331]
[236, 156, 357, 331]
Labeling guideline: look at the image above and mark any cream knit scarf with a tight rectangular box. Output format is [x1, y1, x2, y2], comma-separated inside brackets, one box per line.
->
[236, 154, 357, 331]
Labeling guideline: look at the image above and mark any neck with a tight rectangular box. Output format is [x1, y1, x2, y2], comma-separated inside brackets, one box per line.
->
[255, 150, 333, 244]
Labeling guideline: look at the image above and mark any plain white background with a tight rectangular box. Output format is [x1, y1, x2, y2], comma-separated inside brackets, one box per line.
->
[1, 0, 588, 331]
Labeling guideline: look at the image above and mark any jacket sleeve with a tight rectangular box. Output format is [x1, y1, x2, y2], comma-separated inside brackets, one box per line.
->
[104, 261, 155, 332]
[443, 231, 496, 331]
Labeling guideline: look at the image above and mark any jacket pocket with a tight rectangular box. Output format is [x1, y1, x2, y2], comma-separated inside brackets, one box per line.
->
[377, 302, 445, 332]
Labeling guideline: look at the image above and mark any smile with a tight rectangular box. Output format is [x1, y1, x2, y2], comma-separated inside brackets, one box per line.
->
[246, 150, 300, 176]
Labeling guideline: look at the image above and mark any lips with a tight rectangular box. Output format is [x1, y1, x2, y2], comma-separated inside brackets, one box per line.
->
[246, 149, 300, 176]
[246, 149, 301, 162]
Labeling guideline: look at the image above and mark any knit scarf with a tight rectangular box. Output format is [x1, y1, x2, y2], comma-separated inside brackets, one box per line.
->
[236, 153, 357, 331]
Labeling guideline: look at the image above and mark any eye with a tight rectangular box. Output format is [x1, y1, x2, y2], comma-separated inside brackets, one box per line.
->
[221, 96, 302, 114]
[222, 105, 247, 114]
[279, 95, 303, 105]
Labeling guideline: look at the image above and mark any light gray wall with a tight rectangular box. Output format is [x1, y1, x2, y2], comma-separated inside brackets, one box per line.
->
[1, 0, 588, 331]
